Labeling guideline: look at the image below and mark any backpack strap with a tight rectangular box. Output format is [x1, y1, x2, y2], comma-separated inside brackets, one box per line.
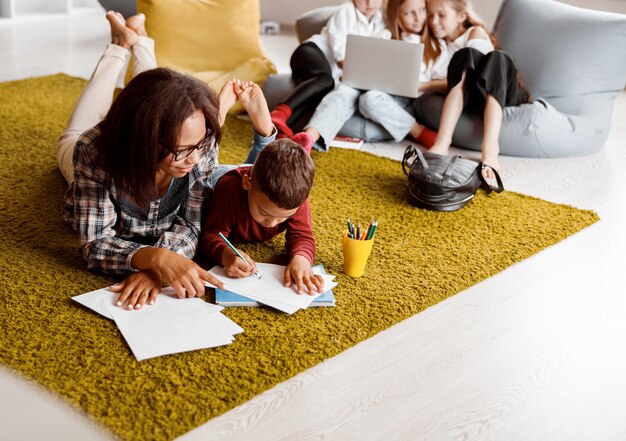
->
[402, 145, 428, 177]
[402, 145, 415, 177]
[478, 163, 504, 194]
[441, 155, 460, 186]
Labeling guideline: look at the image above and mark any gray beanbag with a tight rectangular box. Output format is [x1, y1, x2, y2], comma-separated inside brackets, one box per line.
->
[440, 0, 626, 157]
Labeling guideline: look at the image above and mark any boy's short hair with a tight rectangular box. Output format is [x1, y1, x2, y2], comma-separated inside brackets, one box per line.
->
[251, 139, 315, 209]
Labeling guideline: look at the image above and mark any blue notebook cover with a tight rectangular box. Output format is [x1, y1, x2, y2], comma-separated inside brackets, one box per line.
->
[214, 264, 336, 307]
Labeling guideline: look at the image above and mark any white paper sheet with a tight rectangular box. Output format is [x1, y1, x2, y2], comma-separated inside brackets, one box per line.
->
[105, 292, 232, 361]
[72, 287, 118, 319]
[207, 263, 338, 313]
[72, 287, 242, 361]
[72, 287, 223, 319]
[211, 311, 244, 335]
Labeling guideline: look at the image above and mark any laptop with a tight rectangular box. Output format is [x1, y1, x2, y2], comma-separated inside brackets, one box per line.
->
[342, 34, 423, 98]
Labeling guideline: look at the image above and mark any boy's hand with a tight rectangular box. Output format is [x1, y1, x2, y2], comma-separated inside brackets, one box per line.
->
[221, 247, 257, 278]
[284, 255, 324, 295]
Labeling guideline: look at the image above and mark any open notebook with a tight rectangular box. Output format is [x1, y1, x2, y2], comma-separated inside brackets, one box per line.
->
[214, 265, 336, 307]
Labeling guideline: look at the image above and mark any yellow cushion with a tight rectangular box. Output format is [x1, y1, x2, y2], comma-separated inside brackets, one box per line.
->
[139, 0, 270, 72]
[136, 0, 277, 113]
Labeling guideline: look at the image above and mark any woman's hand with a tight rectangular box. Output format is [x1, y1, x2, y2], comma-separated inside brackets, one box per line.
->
[131, 247, 227, 299]
[284, 255, 324, 295]
[109, 269, 161, 310]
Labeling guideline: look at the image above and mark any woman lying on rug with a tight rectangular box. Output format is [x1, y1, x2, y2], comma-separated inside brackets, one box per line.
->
[58, 11, 245, 310]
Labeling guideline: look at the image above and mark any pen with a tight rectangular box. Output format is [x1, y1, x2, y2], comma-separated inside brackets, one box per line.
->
[218, 232, 262, 279]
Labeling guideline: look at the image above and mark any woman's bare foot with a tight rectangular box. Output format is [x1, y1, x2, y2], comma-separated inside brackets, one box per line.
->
[106, 11, 138, 49]
[126, 13, 147, 37]
[235, 81, 273, 137]
[217, 79, 239, 127]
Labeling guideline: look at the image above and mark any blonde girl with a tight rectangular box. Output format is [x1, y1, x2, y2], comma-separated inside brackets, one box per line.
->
[306, 0, 449, 149]
[358, 0, 450, 147]
[425, 0, 530, 177]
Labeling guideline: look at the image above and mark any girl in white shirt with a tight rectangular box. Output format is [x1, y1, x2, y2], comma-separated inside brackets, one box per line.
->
[305, 0, 435, 150]
[270, 0, 387, 141]
[358, 0, 450, 147]
[426, 0, 530, 177]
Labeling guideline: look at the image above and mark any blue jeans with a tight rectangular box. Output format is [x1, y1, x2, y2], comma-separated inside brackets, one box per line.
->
[210, 128, 277, 187]
[358, 90, 415, 142]
[305, 84, 362, 150]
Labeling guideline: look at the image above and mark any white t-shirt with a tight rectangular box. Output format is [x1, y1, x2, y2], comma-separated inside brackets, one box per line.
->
[447, 26, 494, 56]
[418, 27, 493, 85]
[424, 39, 452, 81]
[307, 2, 389, 81]
[401, 33, 428, 85]
[401, 33, 449, 84]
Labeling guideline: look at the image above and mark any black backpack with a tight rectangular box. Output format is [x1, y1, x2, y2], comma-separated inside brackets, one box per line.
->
[402, 145, 504, 212]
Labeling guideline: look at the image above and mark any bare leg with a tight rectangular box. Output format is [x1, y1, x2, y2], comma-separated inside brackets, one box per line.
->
[430, 71, 467, 155]
[234, 81, 274, 137]
[481, 94, 502, 179]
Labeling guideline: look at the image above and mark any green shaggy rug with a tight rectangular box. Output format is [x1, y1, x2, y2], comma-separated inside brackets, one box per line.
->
[0, 75, 599, 440]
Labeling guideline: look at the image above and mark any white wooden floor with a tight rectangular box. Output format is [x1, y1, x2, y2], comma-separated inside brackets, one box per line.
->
[1, 9, 625, 441]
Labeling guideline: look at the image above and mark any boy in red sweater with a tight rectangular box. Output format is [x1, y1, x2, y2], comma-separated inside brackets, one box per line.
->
[201, 125, 323, 295]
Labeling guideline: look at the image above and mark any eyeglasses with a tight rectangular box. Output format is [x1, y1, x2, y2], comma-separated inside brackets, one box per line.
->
[163, 129, 212, 162]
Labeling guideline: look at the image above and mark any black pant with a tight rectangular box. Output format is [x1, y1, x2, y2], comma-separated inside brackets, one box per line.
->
[447, 47, 529, 113]
[282, 42, 335, 126]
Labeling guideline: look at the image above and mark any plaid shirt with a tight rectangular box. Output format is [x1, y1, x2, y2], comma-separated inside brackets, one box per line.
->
[63, 125, 218, 275]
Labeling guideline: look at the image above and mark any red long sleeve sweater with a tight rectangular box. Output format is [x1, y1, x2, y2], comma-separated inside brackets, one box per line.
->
[200, 167, 315, 266]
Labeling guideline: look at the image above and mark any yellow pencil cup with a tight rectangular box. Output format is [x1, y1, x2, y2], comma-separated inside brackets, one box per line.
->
[342, 231, 375, 278]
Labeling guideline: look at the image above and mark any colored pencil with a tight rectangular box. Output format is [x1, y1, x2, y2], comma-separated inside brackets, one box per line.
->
[366, 220, 378, 240]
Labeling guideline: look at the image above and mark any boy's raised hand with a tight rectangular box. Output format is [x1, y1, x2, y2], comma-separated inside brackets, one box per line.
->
[284, 255, 324, 295]
[221, 247, 258, 278]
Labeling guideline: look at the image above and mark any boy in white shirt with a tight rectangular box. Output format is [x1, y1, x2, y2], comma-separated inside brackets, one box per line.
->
[270, 0, 387, 147]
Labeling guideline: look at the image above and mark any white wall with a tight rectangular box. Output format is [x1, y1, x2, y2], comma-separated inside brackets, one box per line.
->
[260, 0, 344, 24]
[261, 0, 626, 27]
